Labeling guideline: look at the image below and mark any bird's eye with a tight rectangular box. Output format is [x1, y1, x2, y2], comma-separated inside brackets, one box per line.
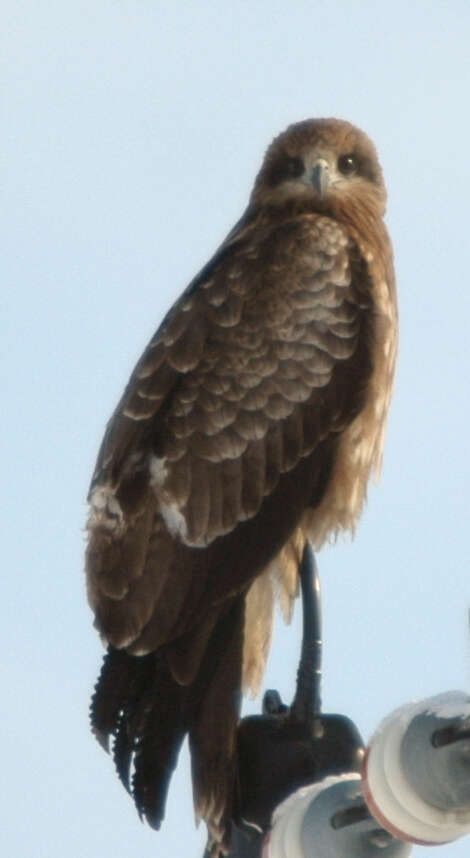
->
[285, 157, 304, 179]
[338, 153, 359, 176]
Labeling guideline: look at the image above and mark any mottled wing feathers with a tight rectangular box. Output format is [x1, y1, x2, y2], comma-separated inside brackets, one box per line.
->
[87, 210, 374, 677]
[89, 207, 255, 484]
[89, 213, 368, 555]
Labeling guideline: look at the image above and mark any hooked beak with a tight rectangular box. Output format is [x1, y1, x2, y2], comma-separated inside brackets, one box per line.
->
[311, 160, 330, 198]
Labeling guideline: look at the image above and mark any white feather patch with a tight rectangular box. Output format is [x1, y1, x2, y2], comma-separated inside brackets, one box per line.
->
[149, 455, 168, 488]
[159, 500, 188, 541]
[88, 485, 123, 531]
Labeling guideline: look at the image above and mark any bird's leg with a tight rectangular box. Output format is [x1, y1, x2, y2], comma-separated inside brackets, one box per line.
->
[290, 543, 322, 723]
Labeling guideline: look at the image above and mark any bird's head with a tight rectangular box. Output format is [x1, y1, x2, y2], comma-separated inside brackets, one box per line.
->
[250, 118, 387, 219]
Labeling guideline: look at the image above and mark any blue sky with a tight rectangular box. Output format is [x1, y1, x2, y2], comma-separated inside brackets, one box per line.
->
[4, 1, 470, 856]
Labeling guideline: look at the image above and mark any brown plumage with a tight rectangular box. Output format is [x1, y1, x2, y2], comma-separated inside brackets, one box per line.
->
[86, 117, 397, 853]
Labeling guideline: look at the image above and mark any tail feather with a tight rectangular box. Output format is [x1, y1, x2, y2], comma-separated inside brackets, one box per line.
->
[90, 647, 151, 750]
[188, 597, 245, 854]
[112, 710, 133, 792]
[132, 661, 187, 828]
[90, 596, 246, 855]
[113, 656, 166, 795]
[91, 646, 186, 828]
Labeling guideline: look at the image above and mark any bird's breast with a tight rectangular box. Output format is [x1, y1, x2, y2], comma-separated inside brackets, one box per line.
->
[302, 246, 398, 547]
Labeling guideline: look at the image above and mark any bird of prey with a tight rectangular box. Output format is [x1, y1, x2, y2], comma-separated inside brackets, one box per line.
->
[86, 117, 397, 854]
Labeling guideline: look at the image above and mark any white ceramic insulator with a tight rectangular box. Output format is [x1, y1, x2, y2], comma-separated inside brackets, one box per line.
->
[263, 774, 362, 858]
[363, 691, 470, 845]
